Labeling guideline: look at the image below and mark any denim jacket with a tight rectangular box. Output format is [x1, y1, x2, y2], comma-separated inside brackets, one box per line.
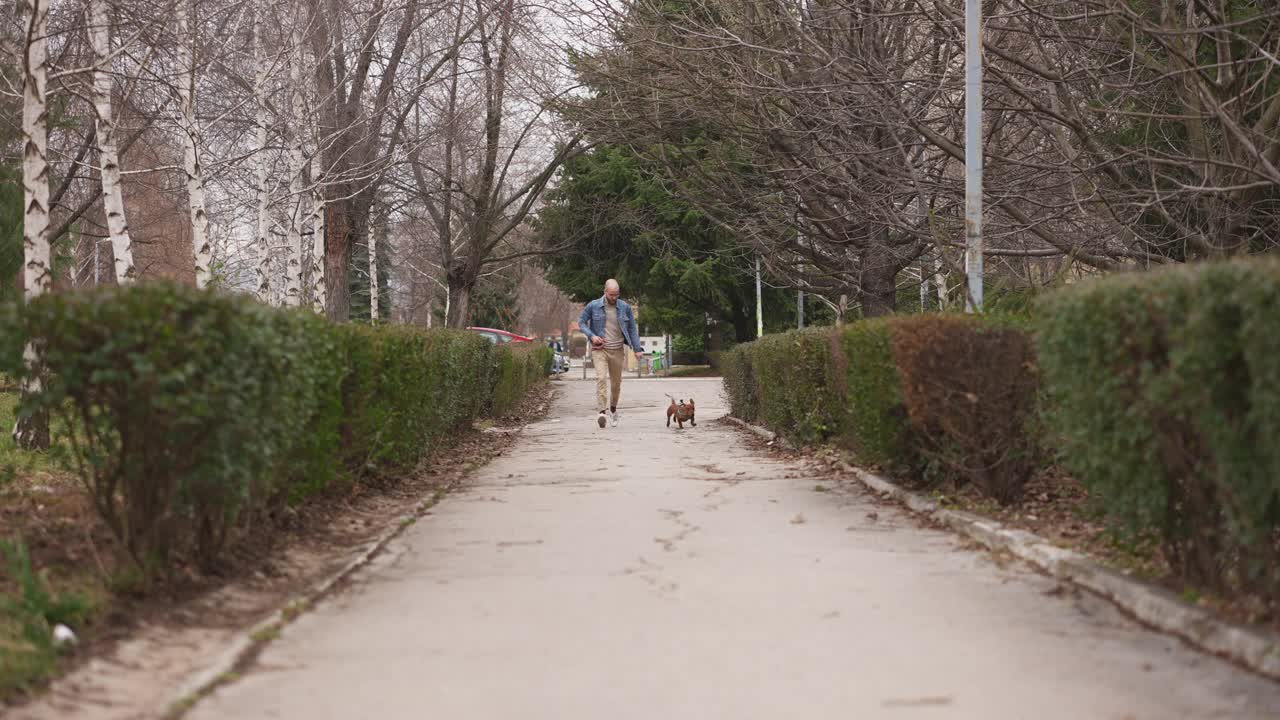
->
[579, 297, 641, 352]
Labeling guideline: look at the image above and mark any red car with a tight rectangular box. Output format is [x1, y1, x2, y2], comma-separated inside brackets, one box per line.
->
[466, 327, 534, 345]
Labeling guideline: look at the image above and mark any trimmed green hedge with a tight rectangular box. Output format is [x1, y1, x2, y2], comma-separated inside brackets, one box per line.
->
[723, 257, 1280, 602]
[835, 319, 913, 469]
[725, 317, 1037, 496]
[340, 325, 491, 476]
[1, 286, 336, 571]
[753, 330, 842, 444]
[721, 345, 757, 421]
[491, 343, 553, 417]
[1038, 259, 1280, 597]
[723, 330, 840, 444]
[891, 314, 1040, 503]
[0, 284, 548, 580]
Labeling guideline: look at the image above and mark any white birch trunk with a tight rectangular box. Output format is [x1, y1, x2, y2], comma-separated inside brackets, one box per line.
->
[934, 256, 948, 311]
[283, 14, 305, 306]
[178, 0, 212, 288]
[14, 0, 52, 449]
[368, 235, 379, 321]
[253, 1, 271, 302]
[87, 0, 135, 283]
[309, 152, 327, 312]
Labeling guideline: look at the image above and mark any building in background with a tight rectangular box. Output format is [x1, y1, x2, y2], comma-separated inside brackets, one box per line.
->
[636, 334, 670, 356]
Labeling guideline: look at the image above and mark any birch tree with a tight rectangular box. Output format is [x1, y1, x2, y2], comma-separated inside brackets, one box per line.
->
[14, 0, 52, 449]
[283, 7, 307, 306]
[310, 151, 327, 311]
[87, 0, 137, 282]
[253, 0, 274, 301]
[176, 0, 212, 287]
[368, 218, 381, 320]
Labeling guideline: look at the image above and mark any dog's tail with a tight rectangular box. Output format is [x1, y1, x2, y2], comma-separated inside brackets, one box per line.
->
[665, 393, 678, 404]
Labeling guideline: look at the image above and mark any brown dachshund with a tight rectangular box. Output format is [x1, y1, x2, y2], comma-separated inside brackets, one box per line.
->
[665, 394, 696, 429]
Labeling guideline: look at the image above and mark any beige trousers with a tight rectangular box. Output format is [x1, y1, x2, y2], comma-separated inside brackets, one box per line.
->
[592, 347, 626, 411]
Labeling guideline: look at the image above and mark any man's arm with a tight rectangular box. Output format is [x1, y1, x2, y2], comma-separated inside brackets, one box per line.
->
[625, 309, 642, 354]
[578, 303, 595, 340]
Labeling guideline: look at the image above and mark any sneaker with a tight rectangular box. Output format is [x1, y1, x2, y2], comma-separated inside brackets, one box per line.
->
[610, 410, 620, 428]
[597, 411, 607, 429]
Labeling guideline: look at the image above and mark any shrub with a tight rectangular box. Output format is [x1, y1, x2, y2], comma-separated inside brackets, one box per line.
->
[4, 288, 277, 568]
[1038, 259, 1280, 598]
[720, 345, 757, 421]
[339, 325, 493, 477]
[733, 330, 841, 444]
[673, 334, 704, 352]
[535, 345, 553, 379]
[890, 315, 1040, 503]
[339, 329, 548, 474]
[0, 284, 551, 581]
[490, 344, 551, 416]
[275, 312, 348, 505]
[0, 286, 336, 573]
[835, 319, 917, 470]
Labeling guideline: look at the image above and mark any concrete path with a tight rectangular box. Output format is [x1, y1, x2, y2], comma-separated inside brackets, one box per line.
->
[189, 377, 1280, 719]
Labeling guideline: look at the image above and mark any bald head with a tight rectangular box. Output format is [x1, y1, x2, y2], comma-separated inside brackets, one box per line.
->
[603, 279, 620, 304]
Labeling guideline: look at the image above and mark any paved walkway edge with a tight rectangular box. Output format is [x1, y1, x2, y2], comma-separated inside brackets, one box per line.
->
[723, 415, 1280, 682]
[160, 480, 460, 719]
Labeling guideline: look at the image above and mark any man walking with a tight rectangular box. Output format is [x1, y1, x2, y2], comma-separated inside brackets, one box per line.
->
[579, 279, 643, 428]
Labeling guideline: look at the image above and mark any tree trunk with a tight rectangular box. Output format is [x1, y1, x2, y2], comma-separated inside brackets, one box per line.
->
[934, 256, 947, 311]
[324, 202, 352, 320]
[311, 0, 419, 321]
[88, 0, 135, 283]
[283, 14, 306, 307]
[367, 236, 378, 321]
[310, 153, 327, 313]
[729, 299, 754, 343]
[14, 0, 51, 450]
[858, 246, 899, 318]
[706, 315, 725, 352]
[253, 1, 271, 302]
[178, 0, 212, 288]
[445, 273, 471, 328]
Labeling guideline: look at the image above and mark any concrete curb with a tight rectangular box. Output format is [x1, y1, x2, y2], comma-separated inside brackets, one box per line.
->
[722, 415, 794, 449]
[161, 481, 459, 718]
[724, 416, 1280, 682]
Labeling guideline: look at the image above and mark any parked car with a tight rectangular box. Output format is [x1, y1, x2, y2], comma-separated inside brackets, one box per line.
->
[466, 327, 534, 345]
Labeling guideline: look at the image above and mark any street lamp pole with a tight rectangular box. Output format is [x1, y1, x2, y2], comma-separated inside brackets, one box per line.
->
[964, 0, 984, 313]
[755, 256, 763, 338]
